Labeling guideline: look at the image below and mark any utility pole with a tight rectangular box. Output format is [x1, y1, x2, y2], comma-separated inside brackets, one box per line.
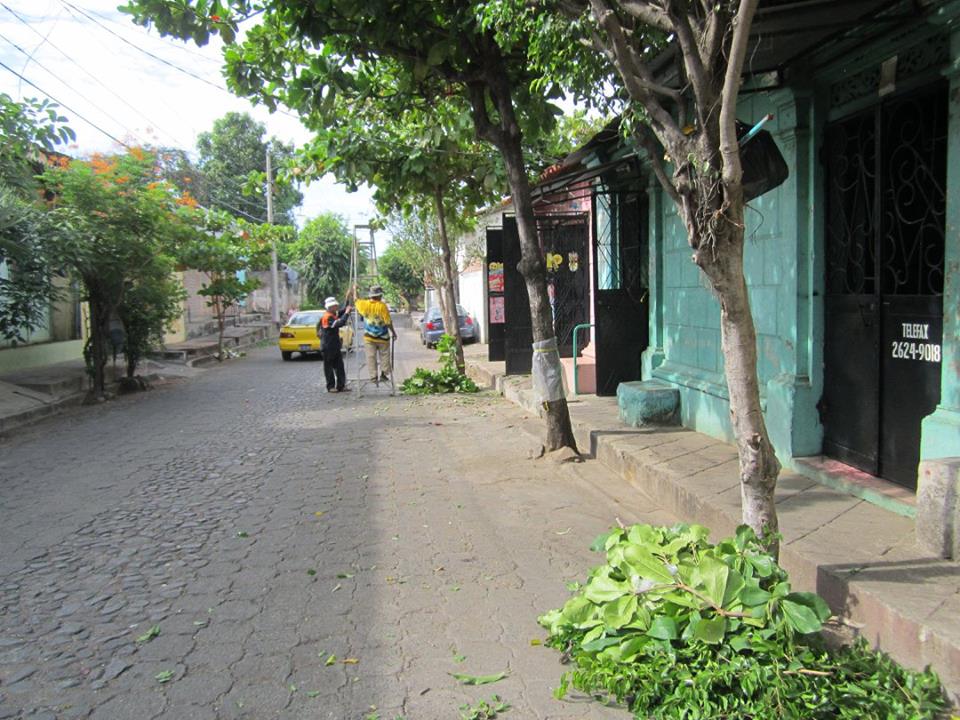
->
[266, 147, 281, 326]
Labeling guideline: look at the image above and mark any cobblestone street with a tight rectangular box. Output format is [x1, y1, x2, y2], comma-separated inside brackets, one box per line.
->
[0, 330, 674, 719]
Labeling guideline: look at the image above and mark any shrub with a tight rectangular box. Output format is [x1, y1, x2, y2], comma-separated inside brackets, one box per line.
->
[539, 523, 946, 719]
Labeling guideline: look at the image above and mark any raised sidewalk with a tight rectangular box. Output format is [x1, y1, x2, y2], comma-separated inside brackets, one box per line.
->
[463, 343, 960, 703]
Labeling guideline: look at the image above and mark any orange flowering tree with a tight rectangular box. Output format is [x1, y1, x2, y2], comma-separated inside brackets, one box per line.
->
[41, 148, 190, 398]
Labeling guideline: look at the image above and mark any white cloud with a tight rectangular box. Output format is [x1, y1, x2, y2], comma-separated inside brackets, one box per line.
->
[0, 0, 381, 234]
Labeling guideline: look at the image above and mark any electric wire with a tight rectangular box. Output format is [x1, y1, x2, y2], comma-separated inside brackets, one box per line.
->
[0, 58, 130, 148]
[57, 0, 304, 124]
[69, 2, 223, 66]
[0, 29, 150, 147]
[57, 0, 229, 94]
[0, 2, 191, 148]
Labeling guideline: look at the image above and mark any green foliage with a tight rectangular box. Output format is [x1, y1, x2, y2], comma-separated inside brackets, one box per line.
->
[540, 523, 946, 719]
[400, 334, 478, 395]
[378, 244, 423, 310]
[195, 112, 302, 224]
[284, 213, 356, 306]
[0, 93, 75, 192]
[41, 148, 191, 393]
[0, 95, 81, 341]
[118, 258, 186, 378]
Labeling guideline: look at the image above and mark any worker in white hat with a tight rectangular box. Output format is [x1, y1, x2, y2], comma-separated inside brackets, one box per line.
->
[317, 296, 351, 392]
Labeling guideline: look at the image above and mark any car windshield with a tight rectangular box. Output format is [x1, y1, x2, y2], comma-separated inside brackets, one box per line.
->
[288, 312, 322, 326]
[425, 306, 469, 321]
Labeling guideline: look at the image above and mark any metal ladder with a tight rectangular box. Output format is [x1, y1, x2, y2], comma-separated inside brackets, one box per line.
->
[348, 225, 395, 396]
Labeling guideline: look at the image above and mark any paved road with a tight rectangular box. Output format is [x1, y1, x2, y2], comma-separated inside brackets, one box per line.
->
[0, 328, 674, 719]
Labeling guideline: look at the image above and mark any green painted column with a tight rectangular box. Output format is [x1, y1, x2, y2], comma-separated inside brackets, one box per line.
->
[920, 23, 960, 460]
[642, 176, 665, 377]
[763, 88, 823, 461]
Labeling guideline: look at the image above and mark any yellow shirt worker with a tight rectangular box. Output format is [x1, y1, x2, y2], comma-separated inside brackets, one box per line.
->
[353, 285, 397, 382]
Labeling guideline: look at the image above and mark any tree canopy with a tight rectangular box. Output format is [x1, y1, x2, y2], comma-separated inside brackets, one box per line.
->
[194, 111, 303, 225]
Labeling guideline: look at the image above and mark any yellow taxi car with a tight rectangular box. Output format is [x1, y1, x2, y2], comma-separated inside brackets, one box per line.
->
[278, 310, 354, 361]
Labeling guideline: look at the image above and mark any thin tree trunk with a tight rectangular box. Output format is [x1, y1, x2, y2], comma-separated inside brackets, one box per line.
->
[466, 38, 577, 452]
[699, 226, 781, 556]
[498, 116, 577, 452]
[215, 294, 226, 360]
[88, 296, 109, 400]
[433, 186, 465, 372]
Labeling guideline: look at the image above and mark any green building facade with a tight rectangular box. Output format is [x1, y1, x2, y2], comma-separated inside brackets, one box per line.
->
[636, 3, 960, 496]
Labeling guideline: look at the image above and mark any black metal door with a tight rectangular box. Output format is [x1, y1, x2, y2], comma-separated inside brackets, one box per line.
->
[485, 227, 505, 362]
[822, 82, 946, 489]
[592, 189, 649, 396]
[502, 215, 533, 375]
[537, 213, 589, 357]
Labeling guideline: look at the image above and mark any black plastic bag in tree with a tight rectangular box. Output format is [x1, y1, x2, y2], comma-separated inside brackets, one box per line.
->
[737, 121, 789, 201]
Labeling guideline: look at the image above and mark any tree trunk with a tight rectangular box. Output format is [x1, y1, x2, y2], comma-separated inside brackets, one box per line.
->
[433, 186, 465, 372]
[87, 296, 109, 400]
[698, 224, 781, 556]
[215, 295, 226, 361]
[491, 100, 577, 452]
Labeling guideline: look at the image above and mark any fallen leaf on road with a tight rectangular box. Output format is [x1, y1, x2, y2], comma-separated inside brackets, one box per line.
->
[155, 670, 174, 684]
[332, 583, 342, 592]
[135, 625, 160, 644]
[530, 639, 542, 646]
[314, 511, 326, 517]
[342, 658, 359, 664]
[336, 572, 354, 578]
[449, 671, 508, 686]
[306, 690, 321, 697]
[325, 654, 337, 666]
[555, 528, 572, 536]
[236, 531, 249, 538]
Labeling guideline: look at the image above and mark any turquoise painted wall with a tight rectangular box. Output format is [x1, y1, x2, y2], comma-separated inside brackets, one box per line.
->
[647, 12, 960, 473]
[650, 87, 821, 460]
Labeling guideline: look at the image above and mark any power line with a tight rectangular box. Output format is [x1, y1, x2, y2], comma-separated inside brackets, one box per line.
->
[0, 2, 190, 148]
[0, 29, 151, 147]
[57, 0, 303, 124]
[58, 0, 228, 94]
[0, 58, 130, 148]
[72, 2, 223, 66]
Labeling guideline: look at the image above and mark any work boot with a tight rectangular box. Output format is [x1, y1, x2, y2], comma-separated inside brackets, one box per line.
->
[380, 372, 389, 382]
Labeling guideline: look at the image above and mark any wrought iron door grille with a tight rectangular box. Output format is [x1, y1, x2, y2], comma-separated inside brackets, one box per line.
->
[825, 84, 946, 297]
[536, 212, 589, 356]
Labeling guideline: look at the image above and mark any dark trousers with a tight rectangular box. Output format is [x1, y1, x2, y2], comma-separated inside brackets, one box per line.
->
[323, 350, 346, 390]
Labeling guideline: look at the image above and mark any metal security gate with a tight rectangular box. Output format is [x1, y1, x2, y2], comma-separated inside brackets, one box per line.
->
[592, 188, 649, 396]
[501, 216, 533, 375]
[538, 213, 589, 357]
[821, 81, 947, 489]
[485, 227, 505, 362]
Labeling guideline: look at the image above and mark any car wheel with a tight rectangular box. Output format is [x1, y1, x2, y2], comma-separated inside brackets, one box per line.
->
[281, 351, 293, 361]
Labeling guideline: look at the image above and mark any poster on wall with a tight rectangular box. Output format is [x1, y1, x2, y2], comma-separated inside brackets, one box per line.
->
[489, 295, 505, 324]
[488, 262, 504, 292]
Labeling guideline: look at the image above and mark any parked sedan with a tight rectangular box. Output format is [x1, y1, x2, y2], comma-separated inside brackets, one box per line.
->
[419, 305, 477, 348]
[279, 310, 354, 360]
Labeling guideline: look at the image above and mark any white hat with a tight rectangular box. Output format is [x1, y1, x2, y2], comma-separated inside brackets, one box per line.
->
[324, 296, 339, 308]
